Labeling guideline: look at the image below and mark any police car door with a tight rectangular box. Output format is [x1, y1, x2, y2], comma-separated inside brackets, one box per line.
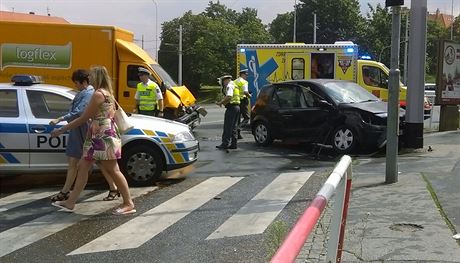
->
[0, 88, 29, 170]
[24, 89, 71, 169]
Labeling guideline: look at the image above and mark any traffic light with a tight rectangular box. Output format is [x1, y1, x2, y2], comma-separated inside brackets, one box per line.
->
[385, 0, 404, 7]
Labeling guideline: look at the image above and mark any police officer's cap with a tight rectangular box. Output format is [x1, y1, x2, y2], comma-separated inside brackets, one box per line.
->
[138, 67, 150, 75]
[239, 69, 248, 75]
[219, 74, 232, 80]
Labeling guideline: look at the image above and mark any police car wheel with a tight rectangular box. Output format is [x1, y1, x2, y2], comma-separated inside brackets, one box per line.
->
[120, 145, 164, 187]
[253, 121, 273, 146]
[330, 125, 358, 154]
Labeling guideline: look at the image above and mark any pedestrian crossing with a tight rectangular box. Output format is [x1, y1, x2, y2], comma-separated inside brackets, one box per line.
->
[0, 171, 316, 259]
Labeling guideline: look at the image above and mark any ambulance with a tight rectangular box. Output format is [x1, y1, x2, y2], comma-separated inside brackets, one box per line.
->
[0, 75, 199, 186]
[237, 42, 408, 107]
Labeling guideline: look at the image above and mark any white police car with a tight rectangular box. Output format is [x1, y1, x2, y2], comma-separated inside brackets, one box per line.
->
[0, 75, 199, 186]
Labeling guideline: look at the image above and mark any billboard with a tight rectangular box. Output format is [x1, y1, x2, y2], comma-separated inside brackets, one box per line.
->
[436, 40, 460, 105]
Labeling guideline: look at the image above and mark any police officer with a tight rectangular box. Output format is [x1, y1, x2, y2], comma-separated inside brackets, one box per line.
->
[234, 69, 251, 139]
[135, 67, 164, 117]
[216, 75, 240, 150]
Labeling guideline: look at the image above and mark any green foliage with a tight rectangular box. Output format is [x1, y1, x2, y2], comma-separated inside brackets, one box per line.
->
[158, 1, 271, 92]
[426, 20, 449, 75]
[361, 4, 392, 65]
[264, 220, 289, 260]
[269, 12, 294, 43]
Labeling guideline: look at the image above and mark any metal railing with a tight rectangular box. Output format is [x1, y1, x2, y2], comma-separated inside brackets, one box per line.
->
[270, 155, 353, 263]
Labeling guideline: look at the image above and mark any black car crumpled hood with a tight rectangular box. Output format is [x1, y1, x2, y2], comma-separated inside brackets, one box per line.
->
[339, 101, 405, 116]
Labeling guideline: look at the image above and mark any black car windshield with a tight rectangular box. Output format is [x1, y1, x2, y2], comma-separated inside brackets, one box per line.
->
[151, 64, 178, 89]
[323, 82, 379, 104]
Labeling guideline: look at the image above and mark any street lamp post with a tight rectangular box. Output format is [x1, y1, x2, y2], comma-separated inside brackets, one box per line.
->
[293, 0, 297, 42]
[152, 0, 158, 61]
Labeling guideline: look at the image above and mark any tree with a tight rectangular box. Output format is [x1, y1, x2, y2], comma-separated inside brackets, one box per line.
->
[452, 14, 460, 42]
[295, 0, 366, 44]
[426, 20, 449, 75]
[269, 12, 294, 43]
[158, 2, 270, 91]
[361, 4, 392, 65]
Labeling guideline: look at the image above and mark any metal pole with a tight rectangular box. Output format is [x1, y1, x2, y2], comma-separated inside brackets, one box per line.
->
[152, 0, 158, 61]
[178, 25, 183, 86]
[142, 34, 144, 49]
[313, 13, 316, 44]
[293, 0, 297, 42]
[451, 0, 454, 40]
[403, 12, 409, 85]
[405, 0, 427, 148]
[385, 5, 401, 184]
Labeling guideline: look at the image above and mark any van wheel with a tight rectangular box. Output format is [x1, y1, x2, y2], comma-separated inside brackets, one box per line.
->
[330, 125, 358, 154]
[253, 121, 273, 146]
[120, 144, 164, 186]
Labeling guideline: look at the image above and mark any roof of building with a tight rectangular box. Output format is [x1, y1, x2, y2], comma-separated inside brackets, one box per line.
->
[427, 9, 454, 28]
[0, 11, 69, 24]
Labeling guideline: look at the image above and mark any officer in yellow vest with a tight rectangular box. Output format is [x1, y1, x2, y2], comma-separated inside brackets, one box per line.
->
[135, 67, 164, 117]
[234, 69, 251, 139]
[215, 75, 240, 150]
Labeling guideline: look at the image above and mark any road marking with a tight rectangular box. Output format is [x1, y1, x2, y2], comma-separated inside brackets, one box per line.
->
[0, 187, 155, 257]
[69, 176, 242, 255]
[200, 120, 224, 125]
[0, 188, 60, 212]
[206, 171, 314, 240]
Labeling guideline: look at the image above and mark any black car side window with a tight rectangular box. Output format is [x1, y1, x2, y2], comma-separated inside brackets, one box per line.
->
[275, 86, 299, 109]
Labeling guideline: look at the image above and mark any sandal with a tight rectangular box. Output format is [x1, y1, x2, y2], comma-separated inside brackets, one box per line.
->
[51, 191, 70, 202]
[103, 190, 120, 201]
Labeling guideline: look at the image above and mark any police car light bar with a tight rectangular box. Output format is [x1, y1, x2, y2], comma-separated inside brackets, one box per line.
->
[11, 75, 43, 86]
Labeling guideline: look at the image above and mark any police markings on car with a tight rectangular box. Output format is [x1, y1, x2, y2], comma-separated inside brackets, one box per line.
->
[0, 75, 199, 186]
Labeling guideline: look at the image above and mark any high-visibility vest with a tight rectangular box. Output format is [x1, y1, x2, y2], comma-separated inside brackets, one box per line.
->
[137, 82, 158, 111]
[234, 77, 248, 99]
[229, 81, 240, 105]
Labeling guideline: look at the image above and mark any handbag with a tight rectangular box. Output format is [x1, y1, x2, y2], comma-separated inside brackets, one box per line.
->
[113, 100, 134, 134]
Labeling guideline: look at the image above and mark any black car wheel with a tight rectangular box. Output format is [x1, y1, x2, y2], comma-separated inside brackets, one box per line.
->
[120, 144, 164, 186]
[253, 121, 273, 146]
[331, 125, 358, 154]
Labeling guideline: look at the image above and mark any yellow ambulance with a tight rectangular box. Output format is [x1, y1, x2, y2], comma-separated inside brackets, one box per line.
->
[237, 42, 408, 107]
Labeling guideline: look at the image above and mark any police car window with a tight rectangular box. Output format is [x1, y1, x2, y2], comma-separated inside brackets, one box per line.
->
[0, 90, 19, 118]
[26, 90, 71, 119]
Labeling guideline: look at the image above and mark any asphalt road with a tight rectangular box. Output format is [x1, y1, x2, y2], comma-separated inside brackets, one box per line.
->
[0, 104, 337, 262]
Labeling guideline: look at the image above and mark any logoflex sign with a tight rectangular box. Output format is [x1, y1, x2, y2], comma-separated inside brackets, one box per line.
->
[0, 43, 72, 70]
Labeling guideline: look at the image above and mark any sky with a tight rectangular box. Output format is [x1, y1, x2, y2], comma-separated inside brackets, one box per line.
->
[1, 0, 459, 59]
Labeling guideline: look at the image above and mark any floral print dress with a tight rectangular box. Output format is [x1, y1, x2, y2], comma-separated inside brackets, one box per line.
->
[82, 90, 122, 161]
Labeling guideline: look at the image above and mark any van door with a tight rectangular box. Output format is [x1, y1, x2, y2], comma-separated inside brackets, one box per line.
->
[118, 62, 143, 112]
[24, 89, 70, 169]
[357, 63, 390, 101]
[285, 53, 310, 80]
[0, 89, 29, 170]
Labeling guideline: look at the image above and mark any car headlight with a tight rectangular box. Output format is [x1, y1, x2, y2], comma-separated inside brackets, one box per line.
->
[173, 130, 195, 142]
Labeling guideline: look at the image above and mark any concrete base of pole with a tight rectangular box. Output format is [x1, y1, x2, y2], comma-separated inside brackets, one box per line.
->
[404, 122, 424, 149]
[439, 105, 460, 131]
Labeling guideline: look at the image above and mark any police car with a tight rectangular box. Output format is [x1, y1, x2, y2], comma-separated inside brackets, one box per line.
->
[0, 75, 199, 186]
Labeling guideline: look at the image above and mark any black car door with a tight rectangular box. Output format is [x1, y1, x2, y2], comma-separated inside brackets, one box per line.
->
[272, 84, 312, 138]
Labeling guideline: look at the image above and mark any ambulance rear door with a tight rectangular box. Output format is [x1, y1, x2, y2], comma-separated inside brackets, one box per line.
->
[285, 53, 310, 81]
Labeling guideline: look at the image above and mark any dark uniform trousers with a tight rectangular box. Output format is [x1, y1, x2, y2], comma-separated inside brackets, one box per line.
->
[239, 97, 250, 124]
[222, 104, 240, 147]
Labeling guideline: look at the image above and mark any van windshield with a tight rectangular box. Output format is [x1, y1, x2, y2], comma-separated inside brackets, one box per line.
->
[151, 64, 177, 89]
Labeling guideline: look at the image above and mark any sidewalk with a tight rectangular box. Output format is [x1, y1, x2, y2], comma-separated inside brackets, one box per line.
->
[297, 130, 460, 262]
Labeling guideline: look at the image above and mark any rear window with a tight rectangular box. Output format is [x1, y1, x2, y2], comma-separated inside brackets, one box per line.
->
[0, 90, 19, 118]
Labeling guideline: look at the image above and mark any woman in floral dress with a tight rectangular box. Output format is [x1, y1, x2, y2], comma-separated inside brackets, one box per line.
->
[51, 66, 135, 215]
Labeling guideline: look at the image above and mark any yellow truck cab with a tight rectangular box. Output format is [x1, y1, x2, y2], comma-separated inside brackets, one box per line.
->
[237, 42, 407, 107]
[0, 12, 204, 128]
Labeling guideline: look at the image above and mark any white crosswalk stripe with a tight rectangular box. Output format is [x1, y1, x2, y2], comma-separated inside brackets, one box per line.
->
[68, 176, 242, 255]
[206, 171, 314, 239]
[0, 188, 60, 212]
[0, 187, 155, 257]
[0, 171, 316, 258]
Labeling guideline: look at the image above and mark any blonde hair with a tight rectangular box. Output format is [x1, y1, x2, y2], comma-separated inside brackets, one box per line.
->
[90, 66, 114, 95]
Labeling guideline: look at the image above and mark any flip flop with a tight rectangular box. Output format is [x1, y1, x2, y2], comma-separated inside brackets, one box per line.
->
[112, 207, 136, 215]
[51, 201, 74, 213]
[453, 233, 460, 240]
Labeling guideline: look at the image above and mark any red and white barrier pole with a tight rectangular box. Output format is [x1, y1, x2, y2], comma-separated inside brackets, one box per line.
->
[271, 155, 352, 263]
